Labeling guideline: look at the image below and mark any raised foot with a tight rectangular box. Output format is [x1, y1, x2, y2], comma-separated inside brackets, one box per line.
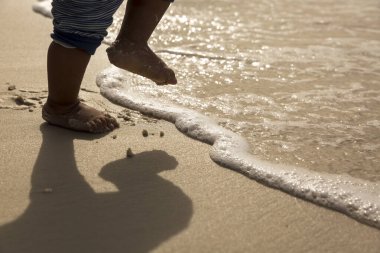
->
[42, 101, 119, 133]
[106, 40, 177, 85]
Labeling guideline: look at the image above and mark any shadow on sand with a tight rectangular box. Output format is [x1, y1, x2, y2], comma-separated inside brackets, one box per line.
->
[0, 124, 193, 253]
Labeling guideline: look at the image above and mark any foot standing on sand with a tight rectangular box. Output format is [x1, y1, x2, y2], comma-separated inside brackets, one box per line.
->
[43, 0, 177, 133]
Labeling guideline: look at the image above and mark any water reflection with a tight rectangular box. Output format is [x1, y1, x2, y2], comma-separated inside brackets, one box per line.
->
[106, 0, 380, 181]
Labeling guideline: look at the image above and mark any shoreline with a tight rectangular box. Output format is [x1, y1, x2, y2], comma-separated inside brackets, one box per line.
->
[0, 0, 379, 252]
[98, 66, 380, 229]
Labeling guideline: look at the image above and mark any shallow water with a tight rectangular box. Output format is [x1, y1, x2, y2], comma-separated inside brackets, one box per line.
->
[32, 0, 380, 228]
[107, 0, 380, 182]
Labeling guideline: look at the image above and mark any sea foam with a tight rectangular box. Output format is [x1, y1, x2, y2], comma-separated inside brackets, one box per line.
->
[32, 0, 380, 229]
[97, 66, 380, 229]
[32, 0, 52, 18]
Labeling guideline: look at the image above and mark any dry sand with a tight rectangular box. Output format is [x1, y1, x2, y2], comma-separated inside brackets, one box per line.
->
[0, 1, 379, 252]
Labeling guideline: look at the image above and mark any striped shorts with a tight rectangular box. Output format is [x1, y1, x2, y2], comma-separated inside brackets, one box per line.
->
[51, 0, 174, 55]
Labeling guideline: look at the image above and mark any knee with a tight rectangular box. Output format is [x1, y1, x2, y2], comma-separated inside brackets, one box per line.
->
[51, 30, 103, 55]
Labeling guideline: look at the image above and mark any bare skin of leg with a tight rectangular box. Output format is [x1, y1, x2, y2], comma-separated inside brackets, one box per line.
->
[43, 42, 119, 133]
[107, 0, 177, 85]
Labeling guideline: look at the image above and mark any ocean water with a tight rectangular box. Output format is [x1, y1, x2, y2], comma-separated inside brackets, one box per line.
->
[106, 0, 380, 182]
[34, 0, 380, 228]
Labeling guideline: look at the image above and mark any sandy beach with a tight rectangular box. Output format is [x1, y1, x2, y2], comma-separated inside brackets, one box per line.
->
[0, 0, 379, 252]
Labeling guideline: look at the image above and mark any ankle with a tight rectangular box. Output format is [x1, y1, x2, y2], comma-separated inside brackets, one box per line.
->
[45, 98, 80, 114]
[112, 37, 148, 48]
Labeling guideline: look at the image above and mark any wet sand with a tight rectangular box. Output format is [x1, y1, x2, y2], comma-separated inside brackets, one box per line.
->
[0, 1, 379, 252]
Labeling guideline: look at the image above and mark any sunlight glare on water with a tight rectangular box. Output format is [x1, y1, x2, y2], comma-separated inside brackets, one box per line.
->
[108, 0, 380, 182]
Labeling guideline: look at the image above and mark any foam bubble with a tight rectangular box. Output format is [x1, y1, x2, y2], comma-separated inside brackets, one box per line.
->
[97, 66, 380, 229]
[32, 0, 52, 18]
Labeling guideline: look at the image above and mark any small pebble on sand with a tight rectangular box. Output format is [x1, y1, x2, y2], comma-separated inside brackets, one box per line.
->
[127, 148, 134, 158]
[14, 96, 24, 105]
[142, 129, 148, 137]
[14, 96, 36, 106]
[160, 131, 165, 137]
[8, 84, 16, 91]
[112, 135, 117, 139]
[29, 108, 34, 112]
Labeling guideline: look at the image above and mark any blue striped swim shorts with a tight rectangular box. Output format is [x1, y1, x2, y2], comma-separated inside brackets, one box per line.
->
[51, 0, 124, 55]
[51, 0, 175, 55]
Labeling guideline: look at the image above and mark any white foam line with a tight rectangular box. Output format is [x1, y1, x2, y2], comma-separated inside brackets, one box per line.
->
[32, 1, 380, 230]
[32, 0, 53, 18]
[97, 66, 380, 229]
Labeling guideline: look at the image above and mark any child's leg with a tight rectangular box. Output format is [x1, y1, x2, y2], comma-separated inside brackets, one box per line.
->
[43, 42, 119, 133]
[107, 0, 177, 85]
[43, 0, 123, 133]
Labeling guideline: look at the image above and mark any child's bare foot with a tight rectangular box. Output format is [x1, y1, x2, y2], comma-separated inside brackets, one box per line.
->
[42, 101, 119, 133]
[106, 40, 177, 85]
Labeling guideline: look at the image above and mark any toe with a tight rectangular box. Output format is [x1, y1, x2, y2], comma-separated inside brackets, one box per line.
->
[105, 117, 116, 130]
[87, 121, 97, 133]
[166, 68, 177, 85]
[113, 118, 120, 128]
[86, 122, 92, 132]
[107, 121, 116, 131]
[100, 117, 111, 132]
[99, 117, 108, 126]
[93, 115, 119, 132]
[105, 114, 119, 128]
[92, 118, 105, 133]
[155, 68, 177, 85]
